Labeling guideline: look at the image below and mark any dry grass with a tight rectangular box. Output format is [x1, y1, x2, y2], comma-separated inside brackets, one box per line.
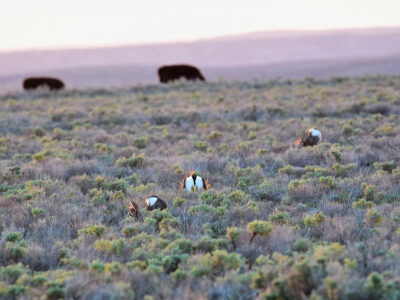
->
[0, 76, 400, 299]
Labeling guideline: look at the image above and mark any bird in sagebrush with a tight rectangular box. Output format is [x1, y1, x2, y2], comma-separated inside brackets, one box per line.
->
[145, 195, 167, 211]
[128, 195, 167, 218]
[181, 170, 212, 192]
[128, 200, 140, 219]
[296, 128, 322, 147]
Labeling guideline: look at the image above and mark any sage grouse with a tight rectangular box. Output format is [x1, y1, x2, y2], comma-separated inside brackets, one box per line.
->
[296, 128, 322, 147]
[181, 170, 211, 192]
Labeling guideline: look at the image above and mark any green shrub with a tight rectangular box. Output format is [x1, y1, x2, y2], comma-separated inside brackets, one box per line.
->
[303, 212, 326, 228]
[208, 131, 222, 140]
[33, 149, 52, 162]
[159, 218, 179, 231]
[332, 163, 356, 177]
[269, 211, 290, 225]
[5, 232, 22, 243]
[318, 176, 336, 188]
[188, 204, 216, 215]
[144, 217, 157, 227]
[361, 183, 375, 202]
[248, 131, 257, 140]
[200, 190, 226, 207]
[126, 260, 147, 270]
[190, 264, 212, 278]
[163, 238, 193, 254]
[191, 250, 242, 277]
[134, 138, 147, 149]
[89, 260, 105, 274]
[342, 125, 354, 136]
[194, 141, 209, 151]
[110, 239, 125, 256]
[31, 275, 47, 287]
[116, 154, 146, 168]
[94, 239, 125, 256]
[33, 126, 46, 137]
[292, 238, 310, 252]
[195, 236, 227, 252]
[257, 149, 268, 156]
[228, 190, 245, 203]
[209, 250, 242, 274]
[31, 208, 45, 218]
[344, 258, 357, 270]
[330, 150, 342, 162]
[162, 255, 185, 273]
[108, 179, 128, 191]
[173, 198, 187, 208]
[149, 209, 173, 222]
[4, 284, 25, 299]
[12, 154, 32, 162]
[226, 227, 244, 249]
[126, 174, 139, 185]
[171, 269, 188, 281]
[6, 244, 27, 261]
[147, 264, 163, 275]
[14, 273, 31, 286]
[121, 226, 137, 237]
[135, 183, 156, 193]
[105, 262, 123, 276]
[288, 178, 311, 194]
[302, 166, 330, 179]
[1, 264, 28, 284]
[393, 168, 400, 180]
[365, 272, 384, 296]
[60, 257, 85, 269]
[366, 209, 383, 226]
[313, 243, 345, 263]
[373, 160, 396, 174]
[78, 224, 106, 237]
[324, 277, 338, 299]
[279, 164, 295, 175]
[237, 176, 252, 190]
[47, 285, 65, 300]
[247, 220, 273, 244]
[352, 198, 374, 209]
[94, 143, 112, 152]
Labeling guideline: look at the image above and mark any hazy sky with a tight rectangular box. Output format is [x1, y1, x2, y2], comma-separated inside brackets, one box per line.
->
[1, 0, 400, 51]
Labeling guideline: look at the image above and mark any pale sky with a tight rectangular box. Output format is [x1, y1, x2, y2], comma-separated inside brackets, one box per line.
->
[1, 0, 400, 52]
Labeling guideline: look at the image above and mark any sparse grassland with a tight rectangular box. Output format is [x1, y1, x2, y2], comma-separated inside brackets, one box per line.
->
[0, 76, 400, 299]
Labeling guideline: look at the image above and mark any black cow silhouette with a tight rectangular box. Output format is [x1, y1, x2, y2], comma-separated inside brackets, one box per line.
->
[23, 77, 65, 91]
[158, 65, 205, 83]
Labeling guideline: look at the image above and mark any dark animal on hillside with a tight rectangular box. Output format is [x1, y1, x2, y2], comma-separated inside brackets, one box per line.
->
[158, 64, 205, 83]
[181, 170, 212, 192]
[145, 195, 167, 211]
[296, 128, 322, 147]
[23, 77, 65, 91]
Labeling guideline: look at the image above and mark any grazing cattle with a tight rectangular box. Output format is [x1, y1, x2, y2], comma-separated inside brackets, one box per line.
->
[23, 77, 65, 91]
[296, 128, 322, 147]
[181, 170, 211, 192]
[146, 195, 167, 211]
[158, 64, 205, 83]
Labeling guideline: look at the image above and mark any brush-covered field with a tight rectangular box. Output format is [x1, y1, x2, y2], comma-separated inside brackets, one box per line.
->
[0, 76, 400, 300]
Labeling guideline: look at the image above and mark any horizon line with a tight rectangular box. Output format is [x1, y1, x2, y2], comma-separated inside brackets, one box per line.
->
[1, 25, 400, 54]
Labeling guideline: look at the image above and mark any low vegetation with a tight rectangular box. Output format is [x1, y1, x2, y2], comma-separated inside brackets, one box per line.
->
[0, 76, 400, 299]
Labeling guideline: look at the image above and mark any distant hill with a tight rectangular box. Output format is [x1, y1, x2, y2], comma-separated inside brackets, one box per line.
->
[1, 27, 400, 92]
